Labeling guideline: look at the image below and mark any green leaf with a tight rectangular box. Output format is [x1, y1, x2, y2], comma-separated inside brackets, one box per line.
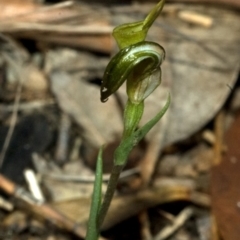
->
[114, 94, 170, 166]
[114, 134, 136, 166]
[133, 93, 170, 145]
[85, 147, 103, 240]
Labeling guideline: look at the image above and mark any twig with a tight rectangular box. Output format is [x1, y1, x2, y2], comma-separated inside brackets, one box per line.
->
[0, 173, 86, 238]
[0, 22, 113, 34]
[0, 99, 55, 112]
[0, 81, 21, 168]
[211, 214, 220, 240]
[158, 210, 175, 222]
[178, 10, 213, 28]
[0, 195, 13, 211]
[24, 169, 45, 203]
[43, 167, 139, 183]
[55, 113, 72, 165]
[202, 130, 216, 145]
[0, 49, 27, 168]
[153, 207, 194, 240]
[213, 111, 225, 166]
[139, 211, 152, 240]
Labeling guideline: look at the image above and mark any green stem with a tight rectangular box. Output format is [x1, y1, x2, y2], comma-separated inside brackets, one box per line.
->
[97, 165, 124, 228]
[123, 100, 144, 139]
[97, 101, 143, 229]
[96, 94, 170, 232]
[86, 148, 103, 240]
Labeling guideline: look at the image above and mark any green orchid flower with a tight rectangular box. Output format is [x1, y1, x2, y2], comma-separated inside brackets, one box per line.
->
[86, 1, 169, 239]
[100, 0, 165, 105]
[101, 41, 165, 104]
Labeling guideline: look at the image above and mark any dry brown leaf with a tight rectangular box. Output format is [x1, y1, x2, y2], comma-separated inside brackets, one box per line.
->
[211, 112, 240, 240]
[53, 179, 210, 230]
[50, 70, 122, 148]
[0, 35, 48, 95]
[149, 5, 240, 145]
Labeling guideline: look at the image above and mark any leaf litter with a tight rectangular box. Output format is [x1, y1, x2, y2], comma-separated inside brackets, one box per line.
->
[0, 0, 239, 239]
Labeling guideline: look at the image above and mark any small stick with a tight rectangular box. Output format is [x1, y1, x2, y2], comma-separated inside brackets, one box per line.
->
[153, 207, 194, 240]
[0, 174, 86, 238]
[211, 214, 220, 240]
[0, 22, 113, 34]
[139, 211, 152, 240]
[178, 10, 213, 28]
[55, 113, 72, 165]
[158, 210, 175, 222]
[202, 130, 216, 145]
[0, 99, 55, 112]
[0, 84, 21, 168]
[43, 167, 139, 183]
[24, 169, 45, 203]
[0, 195, 13, 211]
[213, 111, 225, 166]
[0, 44, 35, 167]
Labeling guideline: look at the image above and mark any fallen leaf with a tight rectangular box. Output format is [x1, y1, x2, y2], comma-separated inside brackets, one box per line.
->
[50, 70, 122, 148]
[150, 5, 240, 145]
[211, 112, 240, 240]
[53, 178, 210, 230]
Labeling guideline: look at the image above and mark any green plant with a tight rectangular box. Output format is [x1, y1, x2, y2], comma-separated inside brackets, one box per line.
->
[86, 1, 170, 239]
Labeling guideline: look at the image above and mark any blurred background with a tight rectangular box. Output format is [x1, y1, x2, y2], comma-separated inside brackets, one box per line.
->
[0, 0, 239, 239]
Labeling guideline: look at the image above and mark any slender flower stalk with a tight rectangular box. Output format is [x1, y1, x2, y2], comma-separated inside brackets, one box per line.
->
[86, 1, 170, 239]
